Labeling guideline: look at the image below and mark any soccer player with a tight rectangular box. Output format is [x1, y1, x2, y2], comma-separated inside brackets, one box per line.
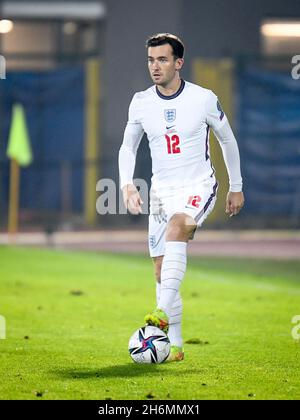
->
[118, 33, 244, 362]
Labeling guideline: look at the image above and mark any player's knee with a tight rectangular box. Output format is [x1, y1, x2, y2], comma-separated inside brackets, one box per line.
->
[166, 213, 196, 240]
[166, 224, 183, 240]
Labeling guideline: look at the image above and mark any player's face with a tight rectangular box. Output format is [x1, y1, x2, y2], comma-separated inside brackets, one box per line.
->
[147, 44, 183, 87]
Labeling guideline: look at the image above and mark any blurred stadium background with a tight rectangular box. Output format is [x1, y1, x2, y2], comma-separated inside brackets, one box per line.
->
[0, 0, 299, 256]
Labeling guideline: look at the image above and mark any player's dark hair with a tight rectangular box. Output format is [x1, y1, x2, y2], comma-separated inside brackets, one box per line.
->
[146, 33, 185, 59]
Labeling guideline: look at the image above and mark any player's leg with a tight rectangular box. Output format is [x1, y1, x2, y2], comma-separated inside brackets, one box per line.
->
[146, 179, 218, 363]
[156, 179, 218, 320]
[153, 256, 184, 361]
[157, 212, 196, 318]
[147, 213, 170, 332]
[153, 256, 183, 347]
[145, 212, 195, 331]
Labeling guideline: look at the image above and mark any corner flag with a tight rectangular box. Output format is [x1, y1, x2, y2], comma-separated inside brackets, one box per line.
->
[7, 104, 32, 237]
[7, 104, 33, 166]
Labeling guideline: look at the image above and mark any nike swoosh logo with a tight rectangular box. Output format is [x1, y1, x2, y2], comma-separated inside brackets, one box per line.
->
[166, 125, 175, 130]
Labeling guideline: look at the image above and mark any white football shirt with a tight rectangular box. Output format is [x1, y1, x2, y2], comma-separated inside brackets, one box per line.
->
[119, 79, 242, 191]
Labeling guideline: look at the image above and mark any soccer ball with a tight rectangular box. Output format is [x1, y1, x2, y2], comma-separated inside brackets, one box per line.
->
[128, 326, 170, 364]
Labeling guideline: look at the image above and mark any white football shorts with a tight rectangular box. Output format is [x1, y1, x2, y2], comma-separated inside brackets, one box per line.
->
[148, 177, 218, 257]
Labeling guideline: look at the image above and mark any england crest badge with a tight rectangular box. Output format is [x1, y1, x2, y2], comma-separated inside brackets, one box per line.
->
[164, 109, 176, 123]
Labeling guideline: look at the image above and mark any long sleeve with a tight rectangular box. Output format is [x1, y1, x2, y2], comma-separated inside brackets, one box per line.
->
[118, 94, 144, 189]
[205, 91, 243, 192]
[213, 121, 243, 192]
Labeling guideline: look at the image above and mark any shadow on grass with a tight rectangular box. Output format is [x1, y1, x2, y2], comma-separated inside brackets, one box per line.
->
[53, 363, 203, 380]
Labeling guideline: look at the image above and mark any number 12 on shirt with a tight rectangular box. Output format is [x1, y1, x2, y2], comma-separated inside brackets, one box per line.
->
[165, 134, 181, 154]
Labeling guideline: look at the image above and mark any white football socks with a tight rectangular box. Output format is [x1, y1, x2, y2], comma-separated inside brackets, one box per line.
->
[156, 281, 183, 347]
[158, 241, 187, 317]
[155, 241, 187, 347]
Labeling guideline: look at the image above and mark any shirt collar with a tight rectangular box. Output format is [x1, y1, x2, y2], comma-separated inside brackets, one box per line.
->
[155, 79, 185, 100]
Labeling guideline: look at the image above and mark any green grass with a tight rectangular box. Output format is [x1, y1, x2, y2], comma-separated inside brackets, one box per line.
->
[0, 245, 300, 400]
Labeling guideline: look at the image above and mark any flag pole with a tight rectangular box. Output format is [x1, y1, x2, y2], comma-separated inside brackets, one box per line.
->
[6, 103, 33, 241]
[8, 158, 20, 241]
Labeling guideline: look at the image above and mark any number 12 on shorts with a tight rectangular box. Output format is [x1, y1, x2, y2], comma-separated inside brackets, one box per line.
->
[187, 195, 201, 208]
[165, 134, 181, 154]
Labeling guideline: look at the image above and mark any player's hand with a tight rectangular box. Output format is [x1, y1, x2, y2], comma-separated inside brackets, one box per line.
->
[226, 191, 244, 217]
[122, 184, 144, 215]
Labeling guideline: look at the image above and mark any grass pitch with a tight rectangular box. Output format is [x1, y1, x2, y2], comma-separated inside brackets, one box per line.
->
[0, 245, 299, 400]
